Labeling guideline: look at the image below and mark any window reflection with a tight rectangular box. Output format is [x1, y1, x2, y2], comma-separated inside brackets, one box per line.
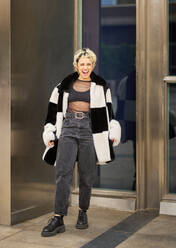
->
[82, 0, 136, 190]
[101, 0, 117, 6]
[102, 0, 136, 5]
[169, 0, 176, 75]
[93, 0, 136, 191]
[168, 0, 176, 193]
[168, 85, 176, 193]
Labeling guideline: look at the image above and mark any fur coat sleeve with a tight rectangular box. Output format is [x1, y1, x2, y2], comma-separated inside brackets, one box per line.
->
[42, 87, 59, 147]
[105, 87, 121, 146]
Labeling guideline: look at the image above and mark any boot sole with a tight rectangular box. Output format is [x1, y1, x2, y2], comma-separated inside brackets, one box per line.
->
[41, 224, 65, 237]
[76, 224, 88, 229]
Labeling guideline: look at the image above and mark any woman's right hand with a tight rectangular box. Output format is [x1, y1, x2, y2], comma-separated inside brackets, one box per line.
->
[48, 141, 54, 147]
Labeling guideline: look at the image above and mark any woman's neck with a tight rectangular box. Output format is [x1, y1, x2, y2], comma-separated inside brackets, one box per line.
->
[78, 76, 91, 82]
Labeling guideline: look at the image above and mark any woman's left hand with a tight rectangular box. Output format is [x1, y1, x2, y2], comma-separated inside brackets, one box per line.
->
[111, 139, 118, 143]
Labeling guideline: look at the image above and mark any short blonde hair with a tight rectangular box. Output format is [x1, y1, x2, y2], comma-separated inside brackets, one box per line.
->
[73, 48, 97, 71]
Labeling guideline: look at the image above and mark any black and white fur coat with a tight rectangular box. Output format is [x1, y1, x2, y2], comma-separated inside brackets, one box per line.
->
[43, 71, 121, 164]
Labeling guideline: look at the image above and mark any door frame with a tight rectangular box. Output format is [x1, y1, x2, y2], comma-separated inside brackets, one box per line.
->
[73, 0, 167, 211]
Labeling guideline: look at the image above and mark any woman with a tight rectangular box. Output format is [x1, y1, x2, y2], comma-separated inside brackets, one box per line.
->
[41, 48, 121, 237]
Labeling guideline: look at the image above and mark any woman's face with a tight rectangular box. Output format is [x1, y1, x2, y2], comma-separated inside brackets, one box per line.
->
[76, 56, 93, 81]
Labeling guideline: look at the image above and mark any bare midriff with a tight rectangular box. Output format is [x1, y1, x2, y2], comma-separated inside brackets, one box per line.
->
[68, 79, 91, 112]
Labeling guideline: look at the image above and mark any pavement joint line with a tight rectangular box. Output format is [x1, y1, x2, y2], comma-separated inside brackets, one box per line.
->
[0, 228, 24, 242]
[0, 229, 59, 248]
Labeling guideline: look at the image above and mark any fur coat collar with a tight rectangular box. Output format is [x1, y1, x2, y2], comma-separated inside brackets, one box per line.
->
[58, 71, 107, 92]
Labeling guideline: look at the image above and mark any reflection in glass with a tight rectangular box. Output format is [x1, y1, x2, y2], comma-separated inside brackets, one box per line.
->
[102, 0, 136, 5]
[169, 0, 176, 75]
[93, 0, 136, 191]
[168, 85, 176, 193]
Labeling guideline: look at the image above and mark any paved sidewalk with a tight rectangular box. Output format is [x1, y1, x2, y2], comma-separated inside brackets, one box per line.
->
[0, 206, 176, 248]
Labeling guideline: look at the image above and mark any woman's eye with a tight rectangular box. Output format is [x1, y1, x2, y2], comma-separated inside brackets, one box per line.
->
[79, 63, 92, 66]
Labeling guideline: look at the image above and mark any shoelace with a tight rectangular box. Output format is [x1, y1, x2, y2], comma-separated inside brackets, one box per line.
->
[47, 216, 58, 225]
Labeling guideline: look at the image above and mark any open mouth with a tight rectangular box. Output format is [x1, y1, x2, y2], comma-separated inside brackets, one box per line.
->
[82, 70, 89, 75]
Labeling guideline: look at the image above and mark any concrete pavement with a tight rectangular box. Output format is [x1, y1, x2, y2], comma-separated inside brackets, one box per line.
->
[0, 206, 175, 248]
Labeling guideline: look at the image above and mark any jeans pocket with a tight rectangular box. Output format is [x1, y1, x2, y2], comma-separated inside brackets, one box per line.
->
[63, 117, 70, 126]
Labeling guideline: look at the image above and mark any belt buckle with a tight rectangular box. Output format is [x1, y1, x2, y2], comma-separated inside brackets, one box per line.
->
[75, 112, 84, 119]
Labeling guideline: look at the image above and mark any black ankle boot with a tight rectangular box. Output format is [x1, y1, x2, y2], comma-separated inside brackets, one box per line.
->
[76, 210, 88, 229]
[41, 215, 65, 237]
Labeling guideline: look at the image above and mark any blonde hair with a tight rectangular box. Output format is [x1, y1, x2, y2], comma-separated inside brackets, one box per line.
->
[73, 48, 97, 71]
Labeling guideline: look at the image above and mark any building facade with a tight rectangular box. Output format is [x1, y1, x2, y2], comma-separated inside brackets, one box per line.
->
[0, 0, 176, 225]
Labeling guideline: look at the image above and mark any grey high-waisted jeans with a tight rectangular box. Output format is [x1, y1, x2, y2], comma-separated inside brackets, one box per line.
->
[55, 111, 97, 216]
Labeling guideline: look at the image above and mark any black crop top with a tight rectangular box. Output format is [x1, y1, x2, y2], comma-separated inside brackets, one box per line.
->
[68, 81, 90, 103]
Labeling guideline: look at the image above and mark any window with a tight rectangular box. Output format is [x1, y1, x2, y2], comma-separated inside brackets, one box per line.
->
[82, 0, 136, 190]
[167, 0, 176, 193]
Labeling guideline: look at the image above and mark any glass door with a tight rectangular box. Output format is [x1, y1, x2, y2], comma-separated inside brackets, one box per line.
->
[83, 0, 136, 191]
[167, 0, 176, 194]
